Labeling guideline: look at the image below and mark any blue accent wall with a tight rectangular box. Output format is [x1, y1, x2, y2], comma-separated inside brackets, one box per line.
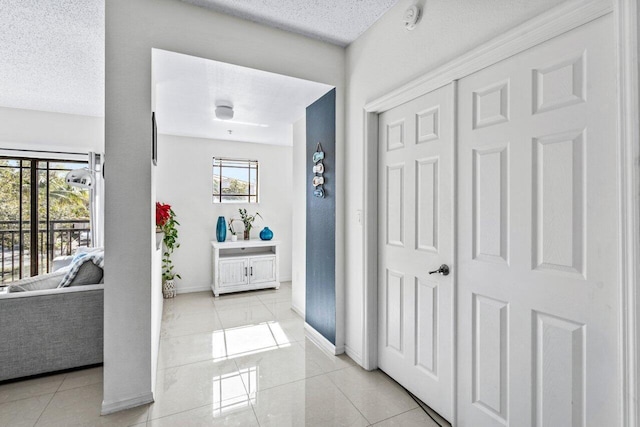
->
[305, 88, 336, 344]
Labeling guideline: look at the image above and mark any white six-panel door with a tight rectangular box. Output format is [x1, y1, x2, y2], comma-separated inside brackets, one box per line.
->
[378, 83, 455, 421]
[456, 14, 619, 426]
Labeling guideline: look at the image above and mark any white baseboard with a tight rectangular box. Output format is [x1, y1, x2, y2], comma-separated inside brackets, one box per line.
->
[101, 392, 154, 415]
[304, 322, 344, 356]
[345, 344, 363, 367]
[291, 302, 305, 318]
[176, 284, 211, 294]
[279, 275, 292, 282]
[178, 280, 290, 295]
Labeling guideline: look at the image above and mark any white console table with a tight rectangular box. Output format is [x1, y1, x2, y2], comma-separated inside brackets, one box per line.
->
[211, 239, 280, 297]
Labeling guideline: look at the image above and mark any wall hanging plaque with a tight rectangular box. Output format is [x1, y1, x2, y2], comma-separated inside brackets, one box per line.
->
[313, 150, 325, 163]
[312, 142, 325, 198]
[152, 112, 158, 166]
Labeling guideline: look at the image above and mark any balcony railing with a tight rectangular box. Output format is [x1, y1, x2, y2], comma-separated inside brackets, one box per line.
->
[0, 220, 90, 284]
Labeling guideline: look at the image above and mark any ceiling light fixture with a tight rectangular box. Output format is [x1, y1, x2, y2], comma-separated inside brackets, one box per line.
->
[213, 118, 269, 128]
[65, 167, 95, 189]
[215, 103, 234, 120]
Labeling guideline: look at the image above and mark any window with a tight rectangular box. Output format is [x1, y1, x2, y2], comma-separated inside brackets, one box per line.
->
[212, 158, 259, 203]
[0, 157, 91, 284]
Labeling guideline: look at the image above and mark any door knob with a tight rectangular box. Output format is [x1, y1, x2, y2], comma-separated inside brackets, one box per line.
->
[429, 264, 450, 276]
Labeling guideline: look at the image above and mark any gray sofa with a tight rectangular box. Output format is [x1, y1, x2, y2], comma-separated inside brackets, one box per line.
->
[0, 257, 104, 382]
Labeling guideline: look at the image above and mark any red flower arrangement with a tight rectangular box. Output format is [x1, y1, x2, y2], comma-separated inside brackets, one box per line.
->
[155, 202, 181, 282]
[156, 202, 172, 229]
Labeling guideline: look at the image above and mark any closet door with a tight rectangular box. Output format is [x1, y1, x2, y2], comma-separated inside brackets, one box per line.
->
[457, 14, 619, 426]
[378, 83, 455, 421]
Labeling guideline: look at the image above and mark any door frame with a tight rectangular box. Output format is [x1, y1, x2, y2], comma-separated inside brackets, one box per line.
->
[360, 0, 640, 425]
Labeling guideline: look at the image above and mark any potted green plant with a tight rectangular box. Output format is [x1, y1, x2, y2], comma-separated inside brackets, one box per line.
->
[156, 202, 181, 298]
[239, 209, 262, 240]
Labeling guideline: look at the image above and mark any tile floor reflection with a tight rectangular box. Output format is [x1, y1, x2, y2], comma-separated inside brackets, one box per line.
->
[0, 281, 448, 426]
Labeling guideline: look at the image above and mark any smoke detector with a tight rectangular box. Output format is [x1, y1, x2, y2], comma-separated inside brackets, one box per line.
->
[215, 103, 234, 120]
[403, 5, 421, 31]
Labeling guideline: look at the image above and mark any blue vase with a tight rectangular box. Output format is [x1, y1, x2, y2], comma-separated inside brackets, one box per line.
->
[259, 227, 273, 241]
[216, 216, 227, 242]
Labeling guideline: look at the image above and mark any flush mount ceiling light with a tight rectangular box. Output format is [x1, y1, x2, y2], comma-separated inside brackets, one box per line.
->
[213, 118, 269, 128]
[65, 167, 94, 189]
[215, 103, 234, 120]
[403, 5, 422, 31]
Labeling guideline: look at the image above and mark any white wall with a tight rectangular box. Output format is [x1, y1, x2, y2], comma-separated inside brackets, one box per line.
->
[105, 0, 344, 412]
[291, 117, 306, 316]
[156, 134, 293, 293]
[343, 0, 567, 364]
[150, 245, 163, 392]
[0, 106, 104, 153]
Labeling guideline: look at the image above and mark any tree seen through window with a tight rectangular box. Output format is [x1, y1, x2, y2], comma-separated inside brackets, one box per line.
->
[212, 158, 258, 203]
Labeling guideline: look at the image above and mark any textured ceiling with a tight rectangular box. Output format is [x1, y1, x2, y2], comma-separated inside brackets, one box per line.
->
[153, 49, 332, 145]
[0, 0, 105, 117]
[0, 0, 394, 118]
[181, 0, 399, 46]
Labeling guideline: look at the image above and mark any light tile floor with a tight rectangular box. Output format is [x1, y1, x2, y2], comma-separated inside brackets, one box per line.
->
[0, 282, 448, 426]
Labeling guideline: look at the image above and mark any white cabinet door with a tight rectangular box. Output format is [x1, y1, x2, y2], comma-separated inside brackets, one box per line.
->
[249, 256, 276, 284]
[457, 15, 619, 426]
[378, 83, 455, 421]
[219, 258, 248, 287]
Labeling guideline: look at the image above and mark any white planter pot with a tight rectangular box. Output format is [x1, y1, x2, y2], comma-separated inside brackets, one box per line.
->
[230, 235, 238, 242]
[155, 231, 164, 250]
[163, 279, 176, 299]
